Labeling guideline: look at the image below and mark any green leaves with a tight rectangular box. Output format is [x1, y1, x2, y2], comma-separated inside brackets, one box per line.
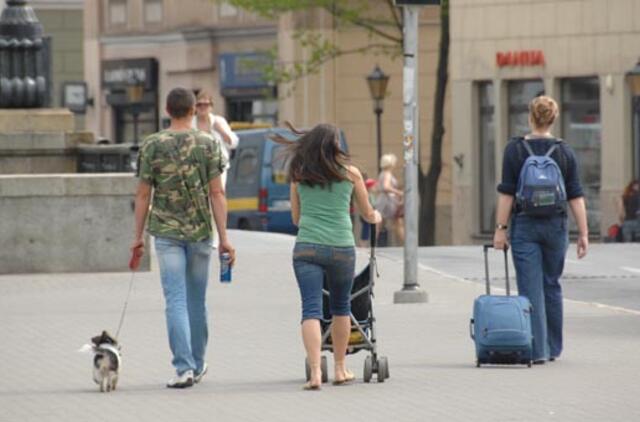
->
[215, 0, 403, 86]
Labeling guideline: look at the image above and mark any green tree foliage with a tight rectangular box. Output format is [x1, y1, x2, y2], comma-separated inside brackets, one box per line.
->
[220, 0, 450, 246]
[219, 0, 403, 83]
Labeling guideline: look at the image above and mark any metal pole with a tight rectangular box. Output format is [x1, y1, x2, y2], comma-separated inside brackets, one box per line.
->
[132, 109, 139, 146]
[375, 102, 382, 174]
[394, 5, 428, 304]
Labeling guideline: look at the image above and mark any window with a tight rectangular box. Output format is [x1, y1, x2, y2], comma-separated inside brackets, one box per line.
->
[561, 77, 601, 233]
[144, 0, 163, 24]
[479, 82, 496, 233]
[109, 0, 127, 27]
[271, 146, 288, 185]
[234, 147, 259, 185]
[226, 97, 278, 124]
[633, 99, 640, 180]
[508, 80, 545, 137]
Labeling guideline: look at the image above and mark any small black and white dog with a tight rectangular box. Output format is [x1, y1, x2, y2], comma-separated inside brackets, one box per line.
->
[90, 331, 121, 392]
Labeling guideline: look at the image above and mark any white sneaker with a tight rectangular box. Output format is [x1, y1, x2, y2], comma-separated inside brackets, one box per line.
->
[166, 370, 194, 389]
[194, 363, 208, 384]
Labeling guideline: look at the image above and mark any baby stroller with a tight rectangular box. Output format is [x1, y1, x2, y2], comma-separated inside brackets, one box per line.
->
[304, 224, 390, 383]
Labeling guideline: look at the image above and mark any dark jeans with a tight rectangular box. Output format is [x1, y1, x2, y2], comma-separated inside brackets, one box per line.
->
[292, 242, 355, 321]
[510, 215, 568, 361]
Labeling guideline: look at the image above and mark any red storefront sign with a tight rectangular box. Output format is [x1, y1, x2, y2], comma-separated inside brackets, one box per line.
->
[496, 50, 545, 67]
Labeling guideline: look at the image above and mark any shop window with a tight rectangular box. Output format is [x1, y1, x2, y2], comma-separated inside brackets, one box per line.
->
[108, 0, 127, 27]
[633, 99, 640, 180]
[561, 77, 601, 233]
[226, 97, 278, 124]
[508, 80, 545, 137]
[114, 106, 158, 145]
[144, 0, 163, 24]
[478, 82, 496, 233]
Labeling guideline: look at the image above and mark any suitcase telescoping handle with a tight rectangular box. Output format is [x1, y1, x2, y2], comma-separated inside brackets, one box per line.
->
[482, 244, 510, 296]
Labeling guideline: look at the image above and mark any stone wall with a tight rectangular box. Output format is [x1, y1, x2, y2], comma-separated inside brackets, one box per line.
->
[0, 109, 92, 174]
[0, 173, 149, 273]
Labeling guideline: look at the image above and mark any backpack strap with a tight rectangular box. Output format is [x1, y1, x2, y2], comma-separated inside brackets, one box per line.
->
[545, 143, 559, 157]
[520, 138, 534, 156]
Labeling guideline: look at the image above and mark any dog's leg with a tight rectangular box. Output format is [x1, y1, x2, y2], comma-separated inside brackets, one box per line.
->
[111, 373, 118, 391]
[100, 377, 108, 392]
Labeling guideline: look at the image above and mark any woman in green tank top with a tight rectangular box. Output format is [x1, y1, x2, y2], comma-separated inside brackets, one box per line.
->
[274, 123, 381, 390]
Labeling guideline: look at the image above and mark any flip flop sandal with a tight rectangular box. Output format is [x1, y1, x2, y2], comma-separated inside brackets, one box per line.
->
[303, 382, 321, 391]
[332, 370, 356, 386]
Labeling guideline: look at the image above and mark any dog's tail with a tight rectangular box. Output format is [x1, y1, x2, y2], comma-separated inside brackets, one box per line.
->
[78, 344, 94, 354]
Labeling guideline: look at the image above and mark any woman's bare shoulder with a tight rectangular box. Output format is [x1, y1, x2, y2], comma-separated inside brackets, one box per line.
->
[345, 165, 363, 181]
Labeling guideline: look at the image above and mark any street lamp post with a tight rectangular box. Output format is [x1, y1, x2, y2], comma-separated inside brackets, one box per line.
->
[627, 60, 640, 180]
[367, 65, 389, 174]
[393, 3, 429, 304]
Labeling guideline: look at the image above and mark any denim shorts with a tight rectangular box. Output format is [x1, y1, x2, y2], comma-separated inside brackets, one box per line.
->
[292, 242, 355, 321]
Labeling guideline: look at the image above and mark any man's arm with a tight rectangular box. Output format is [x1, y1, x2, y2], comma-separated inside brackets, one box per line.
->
[209, 176, 236, 265]
[132, 181, 152, 253]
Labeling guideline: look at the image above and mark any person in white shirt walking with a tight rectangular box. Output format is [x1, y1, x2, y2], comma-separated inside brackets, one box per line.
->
[193, 91, 239, 248]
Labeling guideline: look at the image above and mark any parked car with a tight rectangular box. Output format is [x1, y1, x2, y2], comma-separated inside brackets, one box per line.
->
[226, 126, 349, 234]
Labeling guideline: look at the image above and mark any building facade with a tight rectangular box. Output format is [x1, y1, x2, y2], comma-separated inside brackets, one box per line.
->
[84, 0, 454, 244]
[30, 0, 85, 128]
[450, 0, 640, 244]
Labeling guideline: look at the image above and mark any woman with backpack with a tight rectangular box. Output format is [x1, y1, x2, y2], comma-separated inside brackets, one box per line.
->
[493, 95, 589, 365]
[274, 123, 381, 390]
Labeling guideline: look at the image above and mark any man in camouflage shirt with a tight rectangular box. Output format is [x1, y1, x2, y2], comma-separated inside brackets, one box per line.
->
[132, 87, 236, 389]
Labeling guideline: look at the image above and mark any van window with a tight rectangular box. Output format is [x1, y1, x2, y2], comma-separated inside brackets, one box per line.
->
[271, 146, 288, 184]
[235, 147, 259, 185]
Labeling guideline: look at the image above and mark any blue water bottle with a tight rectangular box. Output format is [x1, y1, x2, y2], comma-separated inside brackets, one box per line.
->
[220, 252, 232, 283]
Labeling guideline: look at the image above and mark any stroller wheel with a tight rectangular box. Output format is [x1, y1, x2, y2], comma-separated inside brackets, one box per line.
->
[321, 356, 328, 383]
[377, 356, 389, 381]
[363, 356, 373, 383]
[305, 358, 310, 381]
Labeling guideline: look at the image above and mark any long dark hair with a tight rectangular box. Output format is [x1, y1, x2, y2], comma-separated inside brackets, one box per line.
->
[272, 122, 350, 187]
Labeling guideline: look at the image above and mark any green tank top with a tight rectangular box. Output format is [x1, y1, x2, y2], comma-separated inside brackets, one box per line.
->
[296, 180, 355, 247]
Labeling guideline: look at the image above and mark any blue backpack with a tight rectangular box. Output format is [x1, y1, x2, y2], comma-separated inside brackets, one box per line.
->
[515, 139, 567, 217]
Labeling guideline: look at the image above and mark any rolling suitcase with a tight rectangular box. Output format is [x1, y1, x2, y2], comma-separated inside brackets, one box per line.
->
[470, 245, 533, 367]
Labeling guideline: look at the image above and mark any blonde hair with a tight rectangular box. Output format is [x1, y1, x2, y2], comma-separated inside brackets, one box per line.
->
[196, 90, 213, 104]
[529, 95, 559, 129]
[380, 153, 397, 170]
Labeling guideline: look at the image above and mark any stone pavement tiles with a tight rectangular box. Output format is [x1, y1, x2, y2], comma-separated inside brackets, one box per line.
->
[0, 230, 639, 422]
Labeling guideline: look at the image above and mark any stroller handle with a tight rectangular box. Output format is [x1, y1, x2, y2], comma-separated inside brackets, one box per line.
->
[370, 223, 377, 250]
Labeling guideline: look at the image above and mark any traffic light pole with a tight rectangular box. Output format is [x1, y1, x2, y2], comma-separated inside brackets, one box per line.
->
[394, 5, 428, 304]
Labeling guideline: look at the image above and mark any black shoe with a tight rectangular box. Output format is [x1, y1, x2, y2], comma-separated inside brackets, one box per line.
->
[549, 357, 556, 362]
[533, 359, 546, 365]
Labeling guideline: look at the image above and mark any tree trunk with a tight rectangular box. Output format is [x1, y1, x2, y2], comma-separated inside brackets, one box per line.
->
[418, 0, 449, 246]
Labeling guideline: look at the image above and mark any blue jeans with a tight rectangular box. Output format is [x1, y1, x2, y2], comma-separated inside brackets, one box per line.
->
[155, 236, 212, 375]
[510, 215, 568, 361]
[292, 243, 355, 321]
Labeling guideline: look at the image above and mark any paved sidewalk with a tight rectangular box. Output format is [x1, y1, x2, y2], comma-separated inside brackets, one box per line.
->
[1, 231, 639, 422]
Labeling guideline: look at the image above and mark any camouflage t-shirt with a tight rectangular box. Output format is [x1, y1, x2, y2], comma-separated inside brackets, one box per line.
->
[138, 129, 226, 242]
